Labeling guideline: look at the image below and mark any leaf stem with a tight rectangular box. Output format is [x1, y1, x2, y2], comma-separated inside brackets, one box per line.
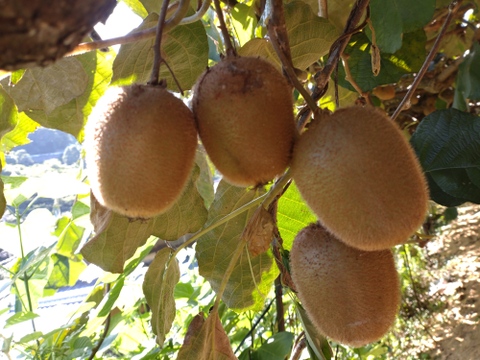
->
[391, 0, 462, 121]
[88, 284, 112, 360]
[149, 0, 172, 85]
[171, 194, 267, 257]
[213, 0, 237, 57]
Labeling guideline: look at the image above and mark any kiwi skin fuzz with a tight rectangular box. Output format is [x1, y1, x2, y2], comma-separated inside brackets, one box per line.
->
[290, 223, 400, 347]
[86, 84, 198, 218]
[291, 106, 428, 251]
[192, 56, 297, 187]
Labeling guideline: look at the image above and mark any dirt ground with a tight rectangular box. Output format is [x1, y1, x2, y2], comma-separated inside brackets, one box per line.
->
[424, 205, 480, 359]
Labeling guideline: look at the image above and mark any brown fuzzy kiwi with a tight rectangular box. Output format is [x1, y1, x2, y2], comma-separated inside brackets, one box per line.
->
[85, 84, 198, 218]
[0, 0, 116, 70]
[291, 106, 428, 251]
[290, 223, 400, 347]
[192, 56, 297, 187]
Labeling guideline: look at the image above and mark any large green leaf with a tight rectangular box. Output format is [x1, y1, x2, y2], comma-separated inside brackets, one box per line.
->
[111, 13, 209, 91]
[0, 85, 17, 140]
[177, 312, 237, 360]
[277, 182, 316, 250]
[368, 0, 435, 53]
[454, 42, 480, 111]
[284, 1, 338, 70]
[196, 181, 278, 311]
[81, 196, 154, 273]
[7, 58, 88, 114]
[410, 108, 480, 206]
[152, 165, 208, 240]
[337, 32, 426, 92]
[143, 248, 180, 346]
[3, 51, 113, 139]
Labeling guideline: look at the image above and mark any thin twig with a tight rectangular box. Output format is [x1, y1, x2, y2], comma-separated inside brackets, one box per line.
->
[391, 0, 462, 121]
[67, 0, 208, 57]
[341, 54, 372, 105]
[213, 0, 236, 57]
[149, 0, 172, 85]
[88, 283, 112, 360]
[268, 33, 317, 112]
[234, 299, 275, 354]
[275, 276, 285, 332]
[297, 0, 370, 126]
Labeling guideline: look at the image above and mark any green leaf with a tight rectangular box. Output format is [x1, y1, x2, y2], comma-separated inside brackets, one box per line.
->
[410, 108, 480, 206]
[230, 3, 258, 47]
[454, 42, 480, 111]
[140, 0, 162, 13]
[284, 1, 338, 70]
[112, 13, 209, 91]
[326, 0, 356, 31]
[368, 0, 435, 53]
[253, 332, 295, 359]
[176, 312, 237, 360]
[296, 302, 333, 360]
[152, 165, 208, 240]
[5, 311, 39, 328]
[195, 148, 215, 208]
[337, 32, 423, 92]
[277, 182, 316, 250]
[97, 277, 126, 317]
[7, 58, 88, 114]
[0, 85, 18, 140]
[54, 217, 85, 256]
[81, 196, 154, 273]
[121, 0, 148, 17]
[0, 112, 39, 153]
[143, 248, 180, 346]
[18, 331, 43, 344]
[238, 39, 282, 70]
[71, 201, 91, 220]
[3, 50, 113, 139]
[44, 254, 86, 293]
[196, 181, 278, 311]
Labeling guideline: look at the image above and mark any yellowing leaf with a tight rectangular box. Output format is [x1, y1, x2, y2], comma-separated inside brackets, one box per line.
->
[177, 311, 237, 360]
[81, 196, 154, 273]
[142, 247, 180, 346]
[196, 181, 278, 311]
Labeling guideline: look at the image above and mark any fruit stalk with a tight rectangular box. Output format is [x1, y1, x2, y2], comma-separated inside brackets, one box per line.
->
[213, 0, 236, 57]
[149, 0, 171, 85]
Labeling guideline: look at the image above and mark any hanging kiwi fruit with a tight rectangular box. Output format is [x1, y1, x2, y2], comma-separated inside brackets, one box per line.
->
[192, 55, 297, 187]
[291, 106, 429, 251]
[85, 84, 198, 219]
[0, 0, 117, 70]
[290, 223, 401, 347]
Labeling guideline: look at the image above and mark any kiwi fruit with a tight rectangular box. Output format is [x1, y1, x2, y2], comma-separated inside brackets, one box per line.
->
[0, 0, 116, 70]
[85, 84, 198, 218]
[192, 56, 297, 187]
[291, 106, 428, 251]
[290, 223, 400, 347]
